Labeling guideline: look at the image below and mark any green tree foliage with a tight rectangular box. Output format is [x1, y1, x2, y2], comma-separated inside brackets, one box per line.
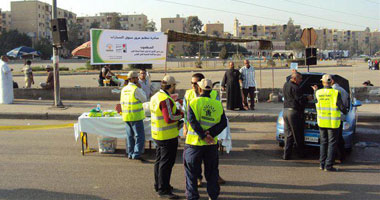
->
[185, 16, 203, 56]
[146, 20, 157, 32]
[283, 18, 299, 49]
[110, 14, 122, 30]
[288, 41, 304, 51]
[0, 30, 32, 56]
[219, 46, 228, 59]
[34, 37, 52, 60]
[64, 22, 84, 53]
[90, 21, 101, 29]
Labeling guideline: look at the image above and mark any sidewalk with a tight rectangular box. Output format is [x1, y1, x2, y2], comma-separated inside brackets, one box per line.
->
[0, 99, 379, 122]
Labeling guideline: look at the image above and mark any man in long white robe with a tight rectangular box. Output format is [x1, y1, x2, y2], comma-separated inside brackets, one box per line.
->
[0, 56, 14, 104]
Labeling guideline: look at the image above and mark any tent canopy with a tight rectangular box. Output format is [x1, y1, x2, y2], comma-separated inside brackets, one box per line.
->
[165, 30, 273, 50]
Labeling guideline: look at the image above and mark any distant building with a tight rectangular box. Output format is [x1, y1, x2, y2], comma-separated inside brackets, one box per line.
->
[10, 0, 76, 40]
[77, 13, 148, 41]
[1, 11, 11, 32]
[204, 22, 224, 36]
[161, 14, 188, 56]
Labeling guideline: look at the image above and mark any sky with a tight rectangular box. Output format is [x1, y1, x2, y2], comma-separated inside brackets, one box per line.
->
[1, 0, 379, 32]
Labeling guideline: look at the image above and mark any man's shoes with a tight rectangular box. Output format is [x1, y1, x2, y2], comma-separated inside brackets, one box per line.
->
[324, 167, 339, 172]
[250, 107, 255, 111]
[155, 186, 174, 193]
[282, 154, 291, 160]
[158, 192, 179, 199]
[319, 165, 324, 170]
[197, 178, 202, 187]
[239, 107, 247, 111]
[133, 157, 147, 163]
[218, 176, 226, 185]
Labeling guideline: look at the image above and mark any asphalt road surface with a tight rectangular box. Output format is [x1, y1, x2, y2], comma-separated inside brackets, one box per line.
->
[12, 61, 380, 89]
[0, 120, 379, 200]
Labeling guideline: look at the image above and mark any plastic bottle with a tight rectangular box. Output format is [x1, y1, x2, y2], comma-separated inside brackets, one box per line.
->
[96, 104, 101, 112]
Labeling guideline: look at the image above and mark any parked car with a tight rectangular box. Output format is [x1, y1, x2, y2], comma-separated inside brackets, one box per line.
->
[276, 72, 362, 151]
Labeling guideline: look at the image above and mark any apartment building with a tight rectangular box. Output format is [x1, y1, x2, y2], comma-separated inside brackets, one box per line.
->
[204, 22, 224, 36]
[10, 0, 76, 40]
[77, 13, 148, 41]
[1, 11, 11, 32]
[161, 14, 187, 56]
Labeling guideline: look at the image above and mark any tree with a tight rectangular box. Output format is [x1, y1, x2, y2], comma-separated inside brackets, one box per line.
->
[34, 37, 52, 60]
[288, 41, 304, 51]
[64, 22, 84, 53]
[184, 16, 203, 56]
[219, 46, 228, 59]
[110, 13, 122, 30]
[90, 21, 101, 29]
[283, 18, 299, 49]
[145, 20, 157, 32]
[0, 30, 32, 56]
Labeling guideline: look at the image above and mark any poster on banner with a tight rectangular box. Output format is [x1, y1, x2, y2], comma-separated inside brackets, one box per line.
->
[290, 62, 298, 70]
[90, 29, 167, 65]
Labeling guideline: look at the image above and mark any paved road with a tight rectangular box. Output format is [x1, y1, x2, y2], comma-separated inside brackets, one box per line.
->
[12, 61, 380, 89]
[0, 120, 379, 200]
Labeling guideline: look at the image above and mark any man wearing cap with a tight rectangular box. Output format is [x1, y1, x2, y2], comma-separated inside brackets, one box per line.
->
[40, 65, 54, 90]
[184, 78, 227, 200]
[120, 71, 147, 161]
[150, 75, 183, 199]
[183, 73, 224, 187]
[312, 74, 347, 172]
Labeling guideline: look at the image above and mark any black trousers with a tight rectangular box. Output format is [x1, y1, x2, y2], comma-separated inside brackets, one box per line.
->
[283, 109, 305, 158]
[154, 138, 178, 194]
[242, 87, 255, 109]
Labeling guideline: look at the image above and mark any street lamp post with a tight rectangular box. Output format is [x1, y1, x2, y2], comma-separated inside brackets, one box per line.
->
[52, 0, 63, 107]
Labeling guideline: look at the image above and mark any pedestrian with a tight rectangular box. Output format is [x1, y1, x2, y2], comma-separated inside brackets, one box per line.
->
[184, 78, 227, 200]
[0, 55, 14, 104]
[138, 68, 153, 99]
[239, 59, 256, 110]
[221, 62, 245, 111]
[22, 60, 34, 88]
[40, 65, 54, 90]
[150, 75, 183, 199]
[368, 59, 372, 70]
[312, 74, 347, 172]
[120, 71, 147, 161]
[183, 73, 225, 187]
[98, 65, 115, 86]
[282, 71, 311, 160]
[331, 76, 349, 163]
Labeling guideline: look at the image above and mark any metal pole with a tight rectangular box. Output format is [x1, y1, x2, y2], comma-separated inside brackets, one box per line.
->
[52, 0, 63, 107]
[259, 51, 262, 88]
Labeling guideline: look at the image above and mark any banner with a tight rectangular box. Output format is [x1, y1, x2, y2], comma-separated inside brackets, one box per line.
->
[90, 29, 167, 65]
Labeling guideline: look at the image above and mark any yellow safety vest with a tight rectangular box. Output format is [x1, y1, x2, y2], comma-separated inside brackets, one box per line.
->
[315, 88, 341, 129]
[186, 96, 224, 146]
[184, 89, 218, 109]
[120, 84, 145, 122]
[150, 90, 179, 140]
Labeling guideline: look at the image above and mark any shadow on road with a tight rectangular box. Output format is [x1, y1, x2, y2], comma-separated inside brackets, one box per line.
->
[0, 188, 107, 200]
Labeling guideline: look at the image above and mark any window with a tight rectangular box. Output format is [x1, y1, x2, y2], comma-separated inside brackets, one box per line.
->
[131, 24, 134, 27]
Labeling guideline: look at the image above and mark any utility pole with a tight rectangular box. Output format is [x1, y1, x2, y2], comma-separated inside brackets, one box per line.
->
[52, 0, 63, 107]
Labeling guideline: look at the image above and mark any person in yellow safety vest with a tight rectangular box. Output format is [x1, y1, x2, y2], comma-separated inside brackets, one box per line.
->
[182, 73, 224, 187]
[184, 79, 227, 200]
[150, 75, 183, 199]
[312, 74, 347, 172]
[120, 71, 148, 161]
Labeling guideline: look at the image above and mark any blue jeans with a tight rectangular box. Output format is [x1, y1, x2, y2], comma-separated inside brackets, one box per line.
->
[319, 128, 338, 169]
[125, 120, 145, 159]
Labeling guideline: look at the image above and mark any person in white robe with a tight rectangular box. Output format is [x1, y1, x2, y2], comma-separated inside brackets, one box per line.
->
[0, 56, 14, 104]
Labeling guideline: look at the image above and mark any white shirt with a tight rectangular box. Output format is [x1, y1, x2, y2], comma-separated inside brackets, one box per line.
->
[239, 65, 256, 88]
[138, 78, 152, 99]
[0, 60, 14, 104]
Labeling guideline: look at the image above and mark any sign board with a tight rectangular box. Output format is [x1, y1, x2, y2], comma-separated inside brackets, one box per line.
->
[91, 29, 167, 65]
[290, 62, 298, 70]
[301, 28, 317, 47]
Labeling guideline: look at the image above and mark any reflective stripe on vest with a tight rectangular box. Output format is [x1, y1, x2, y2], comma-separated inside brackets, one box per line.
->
[121, 84, 145, 122]
[315, 88, 341, 128]
[150, 91, 179, 140]
[186, 97, 223, 146]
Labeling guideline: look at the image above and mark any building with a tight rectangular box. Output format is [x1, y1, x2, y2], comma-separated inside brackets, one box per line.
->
[204, 22, 224, 36]
[10, 0, 76, 41]
[161, 14, 187, 56]
[77, 13, 148, 41]
[1, 11, 11, 32]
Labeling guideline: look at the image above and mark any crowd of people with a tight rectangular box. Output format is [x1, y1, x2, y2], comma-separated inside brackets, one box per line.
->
[367, 59, 379, 70]
[282, 71, 348, 171]
[120, 70, 227, 199]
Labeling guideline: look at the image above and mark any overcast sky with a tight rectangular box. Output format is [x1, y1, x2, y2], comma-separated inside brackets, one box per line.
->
[1, 0, 379, 32]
